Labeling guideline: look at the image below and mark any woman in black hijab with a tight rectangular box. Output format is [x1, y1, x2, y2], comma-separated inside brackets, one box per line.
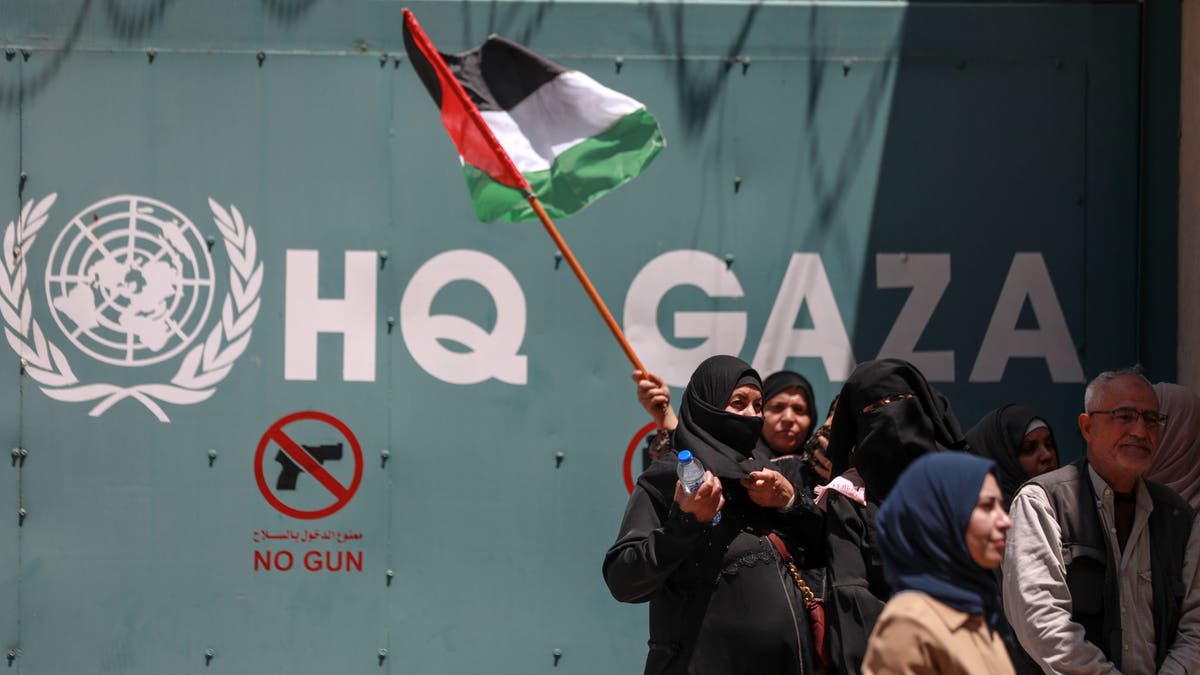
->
[634, 368, 825, 468]
[964, 405, 1058, 675]
[821, 358, 966, 675]
[760, 370, 818, 455]
[605, 355, 824, 675]
[965, 405, 1059, 508]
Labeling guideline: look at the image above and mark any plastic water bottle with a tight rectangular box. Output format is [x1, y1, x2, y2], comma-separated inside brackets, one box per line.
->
[677, 450, 721, 524]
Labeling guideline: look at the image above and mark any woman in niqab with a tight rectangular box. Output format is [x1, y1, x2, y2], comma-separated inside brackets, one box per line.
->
[821, 358, 966, 674]
[604, 355, 824, 675]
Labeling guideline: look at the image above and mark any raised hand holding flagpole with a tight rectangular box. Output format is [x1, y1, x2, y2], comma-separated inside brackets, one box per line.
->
[402, 8, 666, 373]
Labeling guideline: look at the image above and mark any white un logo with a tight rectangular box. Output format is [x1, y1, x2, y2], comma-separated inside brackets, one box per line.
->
[44, 196, 216, 367]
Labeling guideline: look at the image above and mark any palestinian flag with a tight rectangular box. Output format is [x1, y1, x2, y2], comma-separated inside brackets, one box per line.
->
[402, 9, 665, 223]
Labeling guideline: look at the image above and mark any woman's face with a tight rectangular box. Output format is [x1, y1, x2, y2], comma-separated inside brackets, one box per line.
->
[965, 474, 1012, 569]
[1018, 426, 1058, 478]
[762, 386, 812, 453]
[725, 385, 763, 417]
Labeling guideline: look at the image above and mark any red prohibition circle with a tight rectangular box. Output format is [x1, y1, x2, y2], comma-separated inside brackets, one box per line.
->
[254, 410, 364, 520]
[622, 422, 658, 494]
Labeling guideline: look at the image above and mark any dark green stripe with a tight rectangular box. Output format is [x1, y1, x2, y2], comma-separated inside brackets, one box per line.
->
[463, 108, 665, 223]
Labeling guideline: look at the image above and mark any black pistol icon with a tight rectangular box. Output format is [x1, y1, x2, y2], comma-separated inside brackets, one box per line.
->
[274, 443, 344, 490]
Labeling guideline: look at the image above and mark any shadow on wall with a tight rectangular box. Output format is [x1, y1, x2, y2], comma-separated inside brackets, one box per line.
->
[640, 1, 763, 138]
[455, 0, 554, 51]
[0, 0, 324, 110]
[846, 4, 1142, 458]
[802, 5, 897, 236]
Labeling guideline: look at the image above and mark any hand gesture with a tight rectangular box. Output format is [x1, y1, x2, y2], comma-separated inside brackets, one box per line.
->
[633, 369, 678, 431]
[741, 469, 796, 509]
[674, 471, 723, 523]
[810, 448, 832, 483]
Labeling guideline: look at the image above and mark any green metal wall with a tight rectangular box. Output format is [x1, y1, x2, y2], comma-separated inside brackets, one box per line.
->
[0, 1, 1163, 672]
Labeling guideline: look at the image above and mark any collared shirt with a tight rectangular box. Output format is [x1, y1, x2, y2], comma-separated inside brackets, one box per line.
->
[1002, 467, 1200, 675]
[862, 591, 1014, 675]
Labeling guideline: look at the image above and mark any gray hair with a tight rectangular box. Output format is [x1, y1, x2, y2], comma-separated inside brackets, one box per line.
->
[1083, 366, 1153, 410]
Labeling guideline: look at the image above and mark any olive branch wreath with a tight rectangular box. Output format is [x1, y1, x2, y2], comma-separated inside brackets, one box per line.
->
[0, 194, 262, 422]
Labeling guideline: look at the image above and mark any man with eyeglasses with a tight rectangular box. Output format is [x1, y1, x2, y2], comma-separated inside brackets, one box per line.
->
[1001, 368, 1200, 674]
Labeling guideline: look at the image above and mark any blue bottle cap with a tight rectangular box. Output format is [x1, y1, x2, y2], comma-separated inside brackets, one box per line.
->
[677, 450, 693, 462]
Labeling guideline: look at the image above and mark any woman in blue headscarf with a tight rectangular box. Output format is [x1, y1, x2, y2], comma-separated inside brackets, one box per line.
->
[862, 453, 1015, 675]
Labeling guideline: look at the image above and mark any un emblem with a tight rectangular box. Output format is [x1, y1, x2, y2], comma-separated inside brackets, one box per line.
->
[46, 197, 216, 366]
[1, 194, 262, 422]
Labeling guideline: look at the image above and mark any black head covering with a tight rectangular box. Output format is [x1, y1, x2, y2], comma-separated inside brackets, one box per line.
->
[827, 358, 965, 501]
[965, 404, 1055, 508]
[761, 370, 818, 448]
[670, 355, 768, 480]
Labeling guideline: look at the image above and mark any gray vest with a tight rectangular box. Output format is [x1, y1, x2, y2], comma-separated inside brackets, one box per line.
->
[1026, 459, 1194, 670]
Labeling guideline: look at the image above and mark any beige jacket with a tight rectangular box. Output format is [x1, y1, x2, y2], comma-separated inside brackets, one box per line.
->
[862, 591, 1015, 675]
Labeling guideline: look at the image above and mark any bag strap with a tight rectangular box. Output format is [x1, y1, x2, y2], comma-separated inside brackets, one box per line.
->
[767, 532, 814, 602]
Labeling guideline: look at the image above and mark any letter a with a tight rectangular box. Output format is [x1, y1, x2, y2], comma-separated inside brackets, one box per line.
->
[969, 253, 1084, 383]
[752, 254, 855, 381]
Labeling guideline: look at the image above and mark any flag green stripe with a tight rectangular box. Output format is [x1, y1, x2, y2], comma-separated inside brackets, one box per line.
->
[463, 108, 664, 223]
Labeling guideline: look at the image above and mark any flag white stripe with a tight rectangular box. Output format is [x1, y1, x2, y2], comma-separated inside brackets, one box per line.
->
[480, 70, 643, 173]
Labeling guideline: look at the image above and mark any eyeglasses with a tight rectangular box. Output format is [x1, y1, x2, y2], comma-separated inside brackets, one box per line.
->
[1087, 407, 1168, 430]
[861, 392, 913, 414]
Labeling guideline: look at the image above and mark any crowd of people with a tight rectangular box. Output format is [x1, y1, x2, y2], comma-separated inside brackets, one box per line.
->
[603, 356, 1200, 674]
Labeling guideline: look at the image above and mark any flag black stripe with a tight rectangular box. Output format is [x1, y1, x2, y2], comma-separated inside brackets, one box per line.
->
[447, 35, 566, 112]
[402, 23, 443, 108]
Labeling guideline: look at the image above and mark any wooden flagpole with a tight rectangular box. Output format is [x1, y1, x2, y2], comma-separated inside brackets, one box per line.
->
[525, 192, 646, 373]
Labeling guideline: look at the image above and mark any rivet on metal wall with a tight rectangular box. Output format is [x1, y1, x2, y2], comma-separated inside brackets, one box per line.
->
[207, 449, 218, 466]
[842, 61, 851, 77]
[738, 56, 750, 76]
[380, 53, 389, 68]
[386, 316, 395, 334]
[19, 171, 27, 197]
[256, 52, 266, 68]
[554, 250, 563, 270]
[380, 448, 390, 467]
[614, 56, 624, 74]
[6, 649, 14, 665]
[555, 451, 565, 468]
[379, 250, 389, 269]
[205, 236, 215, 251]
[147, 49, 156, 64]
[553, 648, 563, 666]
[17, 507, 26, 524]
[733, 176, 742, 194]
[385, 568, 394, 586]
[724, 253, 735, 270]
[4, 49, 13, 62]
[393, 57, 401, 70]
[20, 49, 29, 62]
[204, 648, 215, 666]
[378, 648, 389, 664]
